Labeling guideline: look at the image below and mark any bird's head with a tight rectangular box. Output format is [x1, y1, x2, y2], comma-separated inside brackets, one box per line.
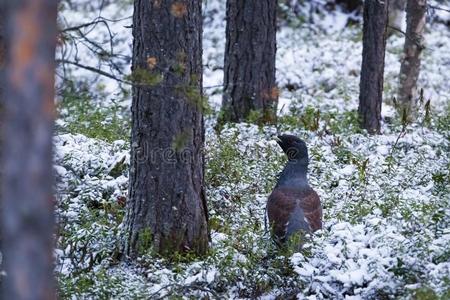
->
[275, 134, 309, 164]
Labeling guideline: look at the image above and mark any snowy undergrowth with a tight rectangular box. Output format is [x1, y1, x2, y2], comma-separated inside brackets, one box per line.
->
[50, 0, 450, 299]
[54, 106, 450, 299]
[55, 114, 450, 299]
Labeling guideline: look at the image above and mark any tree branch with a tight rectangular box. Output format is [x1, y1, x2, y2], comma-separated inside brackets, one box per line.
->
[56, 59, 130, 84]
[387, 25, 425, 50]
[428, 4, 450, 13]
[62, 16, 132, 33]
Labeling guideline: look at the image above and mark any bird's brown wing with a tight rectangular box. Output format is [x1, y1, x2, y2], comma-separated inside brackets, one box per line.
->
[267, 187, 322, 243]
[298, 188, 322, 231]
[267, 188, 296, 243]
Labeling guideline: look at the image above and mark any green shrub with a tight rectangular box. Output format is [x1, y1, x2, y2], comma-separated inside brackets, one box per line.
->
[57, 81, 130, 142]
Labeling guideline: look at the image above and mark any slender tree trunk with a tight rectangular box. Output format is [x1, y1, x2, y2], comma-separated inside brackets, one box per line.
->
[387, 0, 406, 36]
[123, 0, 208, 258]
[397, 0, 426, 120]
[220, 0, 278, 125]
[358, 0, 389, 134]
[1, 0, 57, 299]
[0, 7, 5, 260]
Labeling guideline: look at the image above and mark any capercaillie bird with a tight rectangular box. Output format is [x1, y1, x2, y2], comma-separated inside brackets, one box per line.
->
[267, 134, 322, 246]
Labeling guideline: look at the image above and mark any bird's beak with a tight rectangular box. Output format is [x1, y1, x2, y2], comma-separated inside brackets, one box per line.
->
[273, 136, 282, 144]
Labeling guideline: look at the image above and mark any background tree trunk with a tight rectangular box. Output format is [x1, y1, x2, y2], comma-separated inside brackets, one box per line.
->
[335, 0, 363, 13]
[220, 0, 278, 125]
[387, 0, 407, 36]
[397, 0, 426, 120]
[358, 0, 389, 134]
[0, 7, 5, 262]
[1, 0, 57, 299]
[123, 0, 208, 258]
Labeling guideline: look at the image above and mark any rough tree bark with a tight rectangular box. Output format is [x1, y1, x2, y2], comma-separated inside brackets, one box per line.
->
[1, 0, 58, 299]
[398, 0, 426, 120]
[220, 0, 278, 124]
[123, 0, 209, 258]
[358, 0, 389, 134]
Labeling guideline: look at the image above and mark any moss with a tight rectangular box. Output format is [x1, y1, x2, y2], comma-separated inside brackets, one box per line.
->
[125, 67, 163, 86]
[172, 130, 191, 153]
[175, 82, 212, 115]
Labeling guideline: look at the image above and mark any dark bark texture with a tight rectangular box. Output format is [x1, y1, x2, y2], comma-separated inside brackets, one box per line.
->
[358, 0, 389, 134]
[124, 0, 208, 258]
[221, 0, 278, 124]
[398, 0, 426, 120]
[1, 0, 57, 299]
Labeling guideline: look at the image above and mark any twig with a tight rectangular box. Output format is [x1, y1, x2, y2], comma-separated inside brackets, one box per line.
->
[390, 124, 407, 156]
[387, 25, 425, 50]
[57, 59, 219, 91]
[428, 4, 450, 13]
[56, 59, 130, 85]
[63, 19, 108, 33]
[63, 16, 132, 33]
[57, 59, 254, 93]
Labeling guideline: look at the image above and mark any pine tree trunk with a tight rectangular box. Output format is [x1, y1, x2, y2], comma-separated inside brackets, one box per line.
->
[123, 0, 208, 258]
[1, 0, 57, 298]
[398, 0, 426, 120]
[0, 8, 5, 259]
[358, 0, 389, 134]
[221, 0, 278, 124]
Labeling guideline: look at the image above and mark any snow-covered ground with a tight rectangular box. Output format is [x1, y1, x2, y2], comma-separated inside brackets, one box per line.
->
[50, 0, 450, 299]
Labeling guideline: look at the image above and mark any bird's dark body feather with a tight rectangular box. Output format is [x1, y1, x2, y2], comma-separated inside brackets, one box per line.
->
[267, 135, 322, 245]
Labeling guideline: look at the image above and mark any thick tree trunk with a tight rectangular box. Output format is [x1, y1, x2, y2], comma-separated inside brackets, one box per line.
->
[397, 0, 426, 121]
[123, 0, 208, 258]
[358, 0, 389, 134]
[221, 0, 278, 124]
[387, 0, 407, 36]
[1, 0, 57, 299]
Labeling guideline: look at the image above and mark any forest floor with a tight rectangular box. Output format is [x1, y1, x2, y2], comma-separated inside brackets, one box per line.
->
[52, 0, 450, 299]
